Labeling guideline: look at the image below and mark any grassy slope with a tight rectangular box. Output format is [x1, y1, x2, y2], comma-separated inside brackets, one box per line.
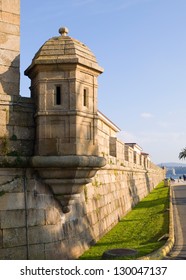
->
[79, 181, 169, 260]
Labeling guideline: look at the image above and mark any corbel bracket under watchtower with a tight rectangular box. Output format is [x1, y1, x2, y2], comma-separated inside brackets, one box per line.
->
[30, 155, 106, 213]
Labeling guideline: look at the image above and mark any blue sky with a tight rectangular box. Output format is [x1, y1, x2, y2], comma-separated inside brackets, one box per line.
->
[20, 0, 186, 164]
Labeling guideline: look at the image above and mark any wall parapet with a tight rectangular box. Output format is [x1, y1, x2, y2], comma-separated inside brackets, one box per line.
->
[97, 113, 158, 173]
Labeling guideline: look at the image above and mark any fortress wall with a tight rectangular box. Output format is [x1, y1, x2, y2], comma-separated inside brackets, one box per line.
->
[0, 162, 165, 260]
[0, 0, 20, 96]
[0, 100, 165, 260]
[0, 96, 35, 158]
[0, 0, 165, 260]
[0, 1, 33, 157]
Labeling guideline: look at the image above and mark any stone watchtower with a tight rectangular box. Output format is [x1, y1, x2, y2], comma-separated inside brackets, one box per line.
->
[25, 27, 103, 157]
[25, 27, 106, 212]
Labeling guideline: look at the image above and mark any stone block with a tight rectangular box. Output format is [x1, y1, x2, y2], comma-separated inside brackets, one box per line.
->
[0, 230, 3, 248]
[9, 111, 34, 127]
[0, 125, 7, 137]
[28, 224, 64, 244]
[45, 240, 70, 260]
[45, 207, 62, 225]
[0, 193, 24, 210]
[0, 168, 24, 179]
[0, 21, 19, 36]
[74, 202, 87, 216]
[8, 139, 34, 156]
[0, 33, 19, 52]
[1, 210, 25, 228]
[1, 11, 19, 25]
[27, 192, 54, 210]
[26, 178, 52, 194]
[89, 211, 98, 225]
[28, 209, 45, 226]
[2, 0, 20, 15]
[0, 209, 45, 229]
[0, 177, 23, 193]
[28, 244, 45, 260]
[37, 139, 58, 155]
[0, 79, 19, 96]
[0, 110, 7, 125]
[13, 126, 34, 140]
[68, 238, 85, 259]
[0, 246, 27, 260]
[3, 227, 26, 247]
[0, 49, 19, 68]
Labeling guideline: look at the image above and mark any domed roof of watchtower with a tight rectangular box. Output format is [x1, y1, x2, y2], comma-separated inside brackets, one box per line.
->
[25, 27, 104, 77]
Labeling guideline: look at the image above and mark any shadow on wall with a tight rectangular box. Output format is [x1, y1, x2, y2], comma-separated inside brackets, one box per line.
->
[0, 170, 95, 260]
[0, 54, 35, 158]
[128, 174, 140, 207]
[145, 172, 151, 193]
[0, 55, 20, 96]
[128, 171, 155, 208]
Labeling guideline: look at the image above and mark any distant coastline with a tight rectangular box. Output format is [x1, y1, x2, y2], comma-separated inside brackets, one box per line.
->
[157, 162, 186, 179]
[158, 162, 186, 168]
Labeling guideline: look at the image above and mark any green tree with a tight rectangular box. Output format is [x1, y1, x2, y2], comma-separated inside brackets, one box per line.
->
[179, 147, 186, 159]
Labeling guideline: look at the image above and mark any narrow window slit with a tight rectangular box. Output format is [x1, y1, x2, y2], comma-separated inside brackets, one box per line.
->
[56, 86, 61, 105]
[83, 89, 87, 107]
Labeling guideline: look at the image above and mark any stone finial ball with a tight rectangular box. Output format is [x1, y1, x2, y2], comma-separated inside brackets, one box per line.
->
[59, 27, 69, 36]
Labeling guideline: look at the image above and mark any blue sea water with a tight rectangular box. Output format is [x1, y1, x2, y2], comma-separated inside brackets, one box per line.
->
[166, 173, 185, 179]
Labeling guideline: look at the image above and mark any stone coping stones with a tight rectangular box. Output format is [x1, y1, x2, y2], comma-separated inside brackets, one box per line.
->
[30, 155, 106, 168]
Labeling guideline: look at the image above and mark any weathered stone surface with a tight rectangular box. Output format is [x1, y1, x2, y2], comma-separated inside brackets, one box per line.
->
[27, 192, 54, 210]
[29, 244, 45, 260]
[0, 230, 3, 248]
[0, 33, 19, 52]
[0, 193, 24, 210]
[45, 240, 70, 260]
[28, 224, 64, 244]
[45, 207, 63, 225]
[3, 227, 26, 247]
[1, 11, 19, 25]
[0, 160, 165, 259]
[0, 209, 45, 229]
[9, 111, 34, 126]
[1, 210, 25, 228]
[0, 0, 20, 97]
[0, 125, 7, 137]
[0, 168, 23, 185]
[0, 21, 19, 36]
[0, 110, 7, 125]
[28, 209, 46, 226]
[1, 0, 20, 15]
[0, 177, 23, 193]
[0, 246, 27, 260]
[0, 79, 20, 96]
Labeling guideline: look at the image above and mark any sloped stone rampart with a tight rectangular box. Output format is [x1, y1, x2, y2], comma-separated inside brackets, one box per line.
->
[0, 164, 164, 260]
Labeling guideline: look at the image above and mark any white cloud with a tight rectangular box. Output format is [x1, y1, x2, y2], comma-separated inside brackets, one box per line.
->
[140, 112, 153, 118]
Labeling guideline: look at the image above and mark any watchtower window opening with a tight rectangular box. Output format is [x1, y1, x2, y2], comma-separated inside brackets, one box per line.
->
[83, 88, 88, 107]
[56, 86, 61, 105]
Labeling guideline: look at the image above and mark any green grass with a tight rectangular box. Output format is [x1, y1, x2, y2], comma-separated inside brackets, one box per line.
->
[79, 181, 169, 260]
